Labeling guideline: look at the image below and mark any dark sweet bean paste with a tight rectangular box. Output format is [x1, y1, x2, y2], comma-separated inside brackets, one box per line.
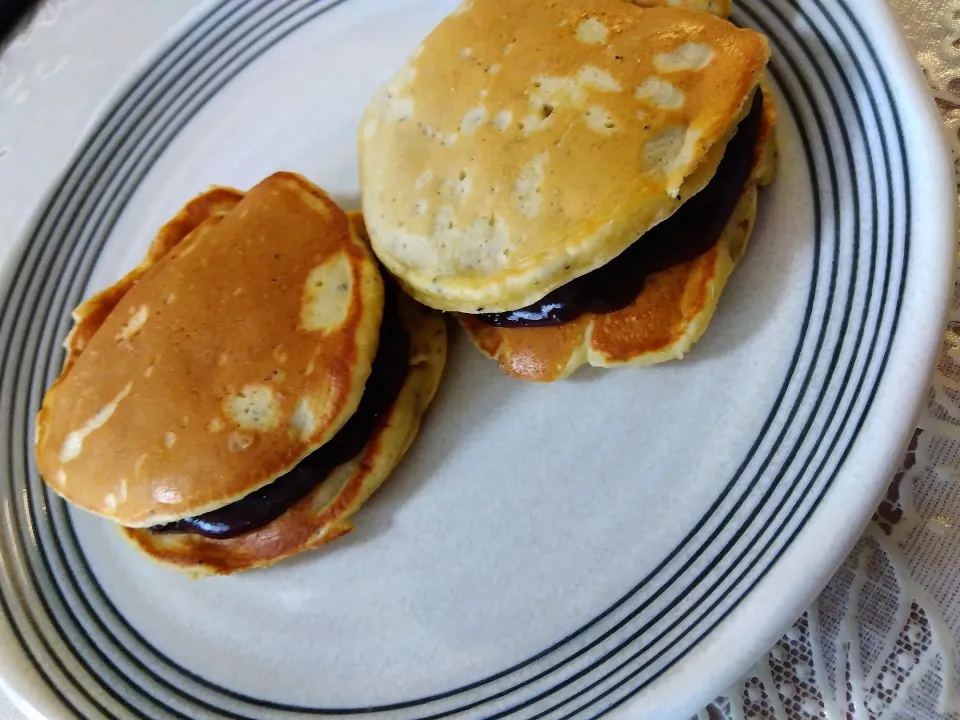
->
[476, 90, 764, 329]
[151, 281, 411, 540]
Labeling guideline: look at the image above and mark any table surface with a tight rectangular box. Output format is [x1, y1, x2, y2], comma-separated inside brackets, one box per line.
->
[0, 1, 958, 719]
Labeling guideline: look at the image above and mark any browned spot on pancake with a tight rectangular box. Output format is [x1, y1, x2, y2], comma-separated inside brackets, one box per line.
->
[458, 314, 588, 383]
[459, 247, 719, 383]
[60, 188, 244, 375]
[628, 0, 731, 18]
[590, 247, 719, 358]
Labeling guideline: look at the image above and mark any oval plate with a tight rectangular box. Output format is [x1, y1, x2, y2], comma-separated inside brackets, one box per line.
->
[0, 0, 954, 718]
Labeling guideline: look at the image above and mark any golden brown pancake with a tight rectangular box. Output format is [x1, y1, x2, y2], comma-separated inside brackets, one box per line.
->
[36, 182, 447, 575]
[35, 173, 385, 527]
[359, 0, 770, 313]
[124, 292, 446, 576]
[629, 0, 730, 18]
[459, 89, 777, 382]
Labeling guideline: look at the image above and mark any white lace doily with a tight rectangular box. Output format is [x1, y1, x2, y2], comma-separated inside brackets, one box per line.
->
[1, 2, 960, 719]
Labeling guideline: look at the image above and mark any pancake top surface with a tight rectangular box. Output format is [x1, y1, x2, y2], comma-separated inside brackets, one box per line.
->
[35, 173, 384, 527]
[630, 0, 731, 17]
[359, 0, 769, 313]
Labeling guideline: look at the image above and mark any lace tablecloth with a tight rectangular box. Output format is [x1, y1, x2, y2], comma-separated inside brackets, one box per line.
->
[1, 1, 959, 719]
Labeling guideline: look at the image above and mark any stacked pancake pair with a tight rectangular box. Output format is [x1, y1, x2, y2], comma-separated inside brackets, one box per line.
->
[34, 0, 776, 575]
[34, 175, 446, 575]
[361, 0, 777, 382]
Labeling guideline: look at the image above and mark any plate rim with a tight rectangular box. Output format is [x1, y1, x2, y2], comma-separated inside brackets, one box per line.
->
[0, 0, 954, 717]
[644, 0, 956, 713]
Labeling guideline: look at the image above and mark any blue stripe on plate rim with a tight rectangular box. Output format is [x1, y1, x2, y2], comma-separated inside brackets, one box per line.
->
[0, 0, 928, 717]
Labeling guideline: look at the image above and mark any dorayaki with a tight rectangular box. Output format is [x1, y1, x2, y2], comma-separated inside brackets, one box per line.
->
[34, 172, 446, 575]
[359, 0, 777, 381]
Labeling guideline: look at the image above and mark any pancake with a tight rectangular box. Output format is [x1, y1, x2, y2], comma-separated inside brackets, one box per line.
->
[34, 173, 385, 527]
[124, 290, 446, 576]
[459, 88, 777, 382]
[359, 0, 770, 313]
[629, 0, 730, 18]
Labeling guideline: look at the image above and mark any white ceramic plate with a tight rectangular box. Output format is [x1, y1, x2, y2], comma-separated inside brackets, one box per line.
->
[0, 1, 954, 718]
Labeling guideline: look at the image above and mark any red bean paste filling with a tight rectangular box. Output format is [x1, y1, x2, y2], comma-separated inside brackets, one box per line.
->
[151, 279, 411, 540]
[476, 90, 763, 328]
